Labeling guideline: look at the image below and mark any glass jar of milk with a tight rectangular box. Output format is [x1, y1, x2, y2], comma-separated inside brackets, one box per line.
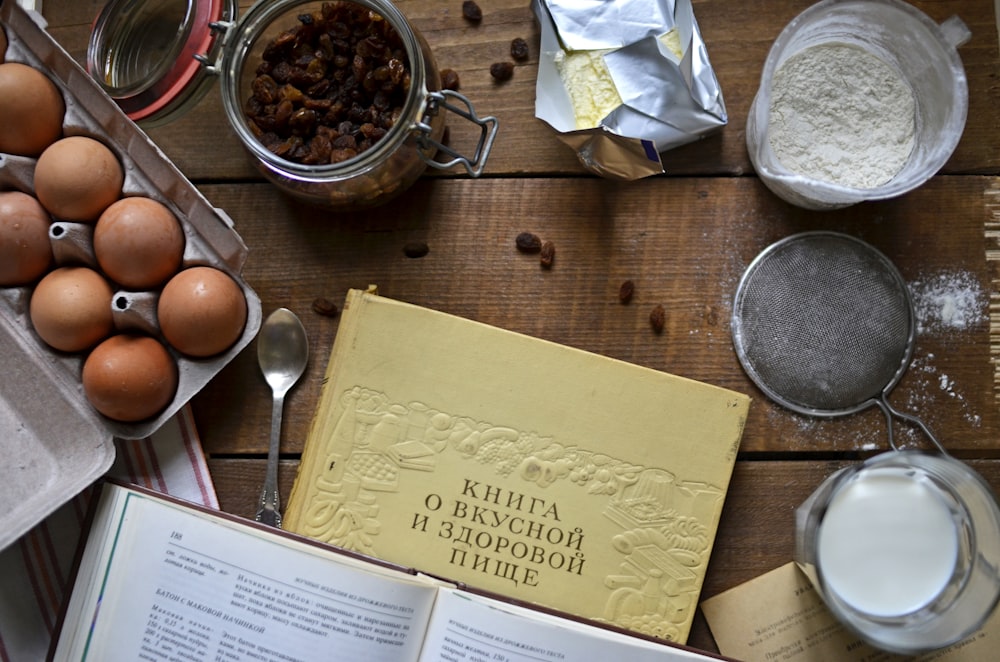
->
[795, 451, 1000, 654]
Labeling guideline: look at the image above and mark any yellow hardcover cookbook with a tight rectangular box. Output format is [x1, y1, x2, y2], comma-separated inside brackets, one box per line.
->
[284, 289, 750, 644]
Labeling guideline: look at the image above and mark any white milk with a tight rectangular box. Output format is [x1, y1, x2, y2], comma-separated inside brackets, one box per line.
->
[817, 467, 960, 617]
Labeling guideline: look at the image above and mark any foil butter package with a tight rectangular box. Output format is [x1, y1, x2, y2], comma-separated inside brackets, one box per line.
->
[533, 0, 727, 179]
[0, 1, 262, 550]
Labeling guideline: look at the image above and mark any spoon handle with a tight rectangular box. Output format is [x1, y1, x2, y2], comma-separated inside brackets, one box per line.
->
[255, 393, 285, 527]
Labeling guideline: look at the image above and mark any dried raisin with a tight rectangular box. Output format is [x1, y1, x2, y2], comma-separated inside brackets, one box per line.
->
[441, 68, 461, 91]
[515, 232, 542, 254]
[403, 241, 430, 258]
[462, 0, 483, 22]
[619, 280, 635, 304]
[510, 37, 529, 61]
[490, 62, 514, 82]
[649, 305, 666, 334]
[312, 297, 339, 317]
[540, 241, 555, 269]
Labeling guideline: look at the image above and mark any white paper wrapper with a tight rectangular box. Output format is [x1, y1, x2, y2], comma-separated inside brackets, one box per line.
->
[533, 0, 727, 179]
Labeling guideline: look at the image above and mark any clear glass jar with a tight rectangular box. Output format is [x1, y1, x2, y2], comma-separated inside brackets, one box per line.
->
[88, 0, 237, 128]
[795, 451, 1000, 654]
[88, 0, 498, 210]
[745, 0, 969, 210]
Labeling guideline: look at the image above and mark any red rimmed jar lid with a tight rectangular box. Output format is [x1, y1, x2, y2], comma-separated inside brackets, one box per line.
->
[87, 0, 236, 127]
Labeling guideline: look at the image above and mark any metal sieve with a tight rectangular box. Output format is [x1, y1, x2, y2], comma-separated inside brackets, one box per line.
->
[731, 231, 946, 452]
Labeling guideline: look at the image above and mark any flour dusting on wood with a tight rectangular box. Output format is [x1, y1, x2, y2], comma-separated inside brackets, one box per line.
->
[910, 271, 987, 334]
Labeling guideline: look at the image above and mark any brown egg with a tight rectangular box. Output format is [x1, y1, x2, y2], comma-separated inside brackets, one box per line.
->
[94, 196, 185, 289]
[82, 334, 178, 422]
[30, 266, 114, 352]
[34, 136, 124, 222]
[0, 62, 64, 156]
[158, 266, 248, 357]
[0, 190, 53, 285]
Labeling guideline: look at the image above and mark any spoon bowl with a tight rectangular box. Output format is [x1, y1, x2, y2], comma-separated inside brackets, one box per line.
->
[254, 307, 309, 527]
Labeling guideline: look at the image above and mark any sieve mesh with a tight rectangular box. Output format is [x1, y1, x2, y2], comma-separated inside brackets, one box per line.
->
[732, 232, 914, 415]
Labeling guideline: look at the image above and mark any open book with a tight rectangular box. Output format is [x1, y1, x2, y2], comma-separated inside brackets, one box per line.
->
[51, 481, 730, 661]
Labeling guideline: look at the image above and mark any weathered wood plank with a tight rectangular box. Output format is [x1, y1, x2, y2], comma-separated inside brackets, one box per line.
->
[191, 176, 1000, 457]
[40, 0, 1000, 179]
[29, 0, 1000, 654]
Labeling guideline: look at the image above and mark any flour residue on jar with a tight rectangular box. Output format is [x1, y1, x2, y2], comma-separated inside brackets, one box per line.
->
[767, 43, 916, 189]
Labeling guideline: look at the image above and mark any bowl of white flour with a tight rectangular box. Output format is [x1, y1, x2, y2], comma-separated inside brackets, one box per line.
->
[746, 0, 969, 210]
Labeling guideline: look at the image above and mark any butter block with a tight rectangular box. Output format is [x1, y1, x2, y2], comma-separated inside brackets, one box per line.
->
[659, 28, 683, 61]
[553, 28, 682, 131]
[554, 48, 623, 130]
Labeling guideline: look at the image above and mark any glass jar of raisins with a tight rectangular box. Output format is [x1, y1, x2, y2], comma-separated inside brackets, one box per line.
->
[88, 0, 498, 210]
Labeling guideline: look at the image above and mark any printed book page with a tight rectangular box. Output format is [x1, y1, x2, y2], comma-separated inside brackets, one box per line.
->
[420, 587, 727, 662]
[52, 483, 440, 662]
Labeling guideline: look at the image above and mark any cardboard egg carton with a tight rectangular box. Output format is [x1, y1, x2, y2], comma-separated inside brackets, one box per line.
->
[0, 0, 262, 550]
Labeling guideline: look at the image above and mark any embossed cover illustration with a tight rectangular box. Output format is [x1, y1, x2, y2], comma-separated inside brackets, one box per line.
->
[284, 289, 750, 644]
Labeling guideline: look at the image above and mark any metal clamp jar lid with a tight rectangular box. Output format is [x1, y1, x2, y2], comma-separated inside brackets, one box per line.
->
[87, 0, 498, 209]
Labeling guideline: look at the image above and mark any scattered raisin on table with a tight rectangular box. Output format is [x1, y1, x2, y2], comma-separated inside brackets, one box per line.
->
[515, 232, 542, 254]
[403, 241, 430, 258]
[490, 62, 514, 82]
[649, 305, 666, 334]
[462, 0, 483, 22]
[510, 37, 529, 61]
[312, 297, 340, 317]
[619, 280, 635, 304]
[441, 68, 461, 91]
[540, 241, 555, 269]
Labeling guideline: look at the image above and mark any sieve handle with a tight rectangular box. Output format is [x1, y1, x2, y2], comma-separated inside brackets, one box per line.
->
[876, 396, 950, 456]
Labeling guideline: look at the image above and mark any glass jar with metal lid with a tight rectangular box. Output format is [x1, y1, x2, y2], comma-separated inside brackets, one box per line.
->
[88, 0, 498, 210]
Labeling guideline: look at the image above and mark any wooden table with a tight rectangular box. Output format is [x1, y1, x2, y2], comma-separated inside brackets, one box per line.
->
[42, 0, 1000, 654]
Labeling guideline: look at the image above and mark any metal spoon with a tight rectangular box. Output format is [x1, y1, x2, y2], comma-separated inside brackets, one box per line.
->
[254, 307, 308, 527]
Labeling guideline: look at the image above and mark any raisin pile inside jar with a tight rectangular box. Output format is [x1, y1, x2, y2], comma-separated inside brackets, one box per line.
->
[244, 2, 412, 166]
